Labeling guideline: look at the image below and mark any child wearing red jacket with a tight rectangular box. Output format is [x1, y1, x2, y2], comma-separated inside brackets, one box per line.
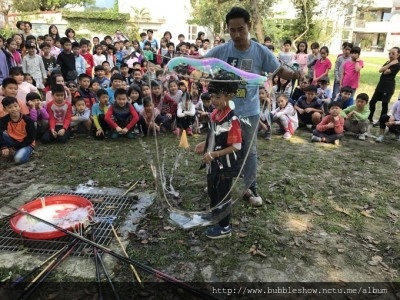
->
[105, 88, 139, 139]
[150, 80, 177, 133]
[41, 84, 72, 143]
[311, 101, 344, 145]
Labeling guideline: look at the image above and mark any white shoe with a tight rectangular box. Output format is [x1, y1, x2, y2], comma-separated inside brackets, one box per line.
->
[311, 135, 321, 142]
[283, 132, 292, 139]
[375, 135, 384, 143]
[358, 133, 366, 141]
[244, 188, 263, 207]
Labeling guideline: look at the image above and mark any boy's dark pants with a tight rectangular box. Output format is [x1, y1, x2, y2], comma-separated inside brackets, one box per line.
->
[41, 125, 71, 143]
[207, 173, 232, 228]
[93, 114, 111, 140]
[312, 128, 343, 143]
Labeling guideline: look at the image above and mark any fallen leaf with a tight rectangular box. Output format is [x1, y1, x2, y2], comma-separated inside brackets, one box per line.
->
[361, 211, 375, 219]
[256, 249, 267, 257]
[312, 210, 325, 216]
[90, 198, 104, 203]
[379, 261, 389, 269]
[163, 226, 175, 231]
[237, 232, 248, 238]
[368, 255, 382, 266]
[337, 248, 345, 253]
[141, 239, 148, 244]
[46, 293, 59, 300]
[232, 220, 240, 226]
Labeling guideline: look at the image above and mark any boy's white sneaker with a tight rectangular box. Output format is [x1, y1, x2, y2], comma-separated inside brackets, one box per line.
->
[358, 133, 366, 141]
[311, 135, 321, 142]
[283, 132, 292, 139]
[375, 135, 384, 143]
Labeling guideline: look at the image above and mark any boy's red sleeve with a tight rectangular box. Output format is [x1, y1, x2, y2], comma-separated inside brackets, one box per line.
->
[227, 118, 242, 145]
[126, 105, 139, 130]
[334, 116, 345, 134]
[316, 115, 330, 132]
[47, 102, 56, 130]
[63, 103, 72, 129]
[105, 106, 118, 129]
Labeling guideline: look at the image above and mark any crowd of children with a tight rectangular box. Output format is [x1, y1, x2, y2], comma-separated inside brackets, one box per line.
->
[0, 23, 400, 167]
[260, 38, 400, 145]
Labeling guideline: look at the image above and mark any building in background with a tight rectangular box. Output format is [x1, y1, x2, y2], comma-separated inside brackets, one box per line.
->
[343, 0, 400, 52]
[118, 0, 210, 43]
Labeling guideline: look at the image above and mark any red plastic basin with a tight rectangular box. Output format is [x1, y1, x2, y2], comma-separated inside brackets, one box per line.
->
[10, 195, 94, 240]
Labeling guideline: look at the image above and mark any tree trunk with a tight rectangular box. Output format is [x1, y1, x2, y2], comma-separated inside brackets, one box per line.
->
[3, 12, 9, 29]
[249, 0, 264, 41]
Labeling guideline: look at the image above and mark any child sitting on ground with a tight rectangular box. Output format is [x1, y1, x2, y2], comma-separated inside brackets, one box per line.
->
[271, 93, 298, 140]
[194, 73, 242, 239]
[70, 97, 92, 135]
[334, 86, 354, 109]
[295, 85, 324, 129]
[259, 86, 272, 140]
[341, 93, 370, 141]
[176, 93, 196, 136]
[105, 88, 139, 139]
[26, 92, 49, 138]
[128, 84, 143, 113]
[317, 76, 332, 113]
[0, 78, 30, 118]
[290, 77, 309, 104]
[311, 101, 344, 145]
[150, 80, 177, 133]
[139, 96, 162, 136]
[196, 92, 213, 133]
[375, 96, 400, 143]
[92, 89, 110, 139]
[41, 84, 72, 143]
[0, 96, 36, 164]
[92, 65, 110, 89]
[9, 67, 39, 103]
[74, 73, 96, 110]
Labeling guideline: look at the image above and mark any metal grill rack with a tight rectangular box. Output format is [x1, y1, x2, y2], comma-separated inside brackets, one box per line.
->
[0, 192, 135, 257]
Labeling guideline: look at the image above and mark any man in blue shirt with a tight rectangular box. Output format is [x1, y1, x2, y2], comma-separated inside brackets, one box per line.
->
[204, 7, 301, 207]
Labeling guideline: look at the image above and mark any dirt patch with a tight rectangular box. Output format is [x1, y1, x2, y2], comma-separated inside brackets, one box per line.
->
[0, 129, 399, 295]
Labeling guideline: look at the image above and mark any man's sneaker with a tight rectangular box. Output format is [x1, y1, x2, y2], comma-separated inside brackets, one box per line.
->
[244, 187, 263, 206]
[306, 124, 313, 131]
[283, 132, 292, 139]
[204, 225, 231, 239]
[173, 128, 181, 135]
[373, 122, 380, 127]
[264, 131, 271, 140]
[311, 135, 321, 143]
[358, 133, 366, 141]
[127, 132, 135, 139]
[186, 128, 193, 136]
[376, 135, 384, 143]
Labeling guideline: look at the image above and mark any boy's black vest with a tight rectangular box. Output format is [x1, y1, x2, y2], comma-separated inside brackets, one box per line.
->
[202, 110, 241, 177]
[112, 103, 132, 126]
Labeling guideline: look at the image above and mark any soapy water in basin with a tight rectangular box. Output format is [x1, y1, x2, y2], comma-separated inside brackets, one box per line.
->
[15, 204, 91, 233]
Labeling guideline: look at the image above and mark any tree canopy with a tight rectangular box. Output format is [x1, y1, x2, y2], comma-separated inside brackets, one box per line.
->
[13, 0, 95, 12]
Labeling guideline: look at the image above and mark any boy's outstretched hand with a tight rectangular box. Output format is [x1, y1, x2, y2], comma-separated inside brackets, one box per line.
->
[194, 141, 205, 154]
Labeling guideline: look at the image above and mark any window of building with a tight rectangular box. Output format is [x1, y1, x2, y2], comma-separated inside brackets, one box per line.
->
[188, 25, 197, 40]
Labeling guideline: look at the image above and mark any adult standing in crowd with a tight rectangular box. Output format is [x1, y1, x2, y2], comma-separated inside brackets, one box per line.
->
[368, 47, 400, 125]
[203, 7, 301, 206]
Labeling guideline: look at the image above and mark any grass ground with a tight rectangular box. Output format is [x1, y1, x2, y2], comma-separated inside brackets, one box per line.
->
[0, 56, 399, 297]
